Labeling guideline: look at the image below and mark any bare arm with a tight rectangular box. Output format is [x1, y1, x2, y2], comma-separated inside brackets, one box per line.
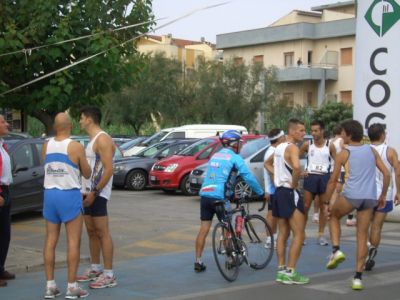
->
[329, 142, 337, 160]
[287, 144, 301, 189]
[387, 148, 400, 201]
[264, 154, 274, 176]
[299, 141, 309, 158]
[321, 151, 347, 204]
[76, 144, 91, 179]
[41, 142, 48, 163]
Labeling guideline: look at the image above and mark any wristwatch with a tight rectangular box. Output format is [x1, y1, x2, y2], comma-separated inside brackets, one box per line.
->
[92, 186, 100, 195]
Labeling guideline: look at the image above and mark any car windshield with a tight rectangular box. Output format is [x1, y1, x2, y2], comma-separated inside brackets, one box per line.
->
[135, 142, 169, 158]
[178, 138, 215, 156]
[142, 131, 170, 146]
[119, 137, 146, 151]
[240, 137, 269, 159]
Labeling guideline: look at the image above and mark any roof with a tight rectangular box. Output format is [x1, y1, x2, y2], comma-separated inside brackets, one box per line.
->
[311, 1, 355, 12]
[144, 35, 215, 48]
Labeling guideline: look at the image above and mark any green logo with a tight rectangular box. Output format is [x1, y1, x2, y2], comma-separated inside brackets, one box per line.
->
[365, 0, 400, 37]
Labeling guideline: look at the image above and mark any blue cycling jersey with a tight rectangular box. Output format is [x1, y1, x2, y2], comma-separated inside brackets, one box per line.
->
[199, 147, 264, 200]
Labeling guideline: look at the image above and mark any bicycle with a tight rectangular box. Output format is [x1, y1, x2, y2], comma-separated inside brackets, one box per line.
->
[212, 195, 274, 282]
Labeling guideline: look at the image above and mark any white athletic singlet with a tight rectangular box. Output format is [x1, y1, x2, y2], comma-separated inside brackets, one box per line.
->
[44, 138, 81, 190]
[306, 140, 331, 174]
[371, 143, 394, 201]
[81, 131, 113, 200]
[273, 142, 293, 188]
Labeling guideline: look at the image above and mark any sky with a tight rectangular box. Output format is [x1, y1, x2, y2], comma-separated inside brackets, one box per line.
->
[151, 0, 342, 43]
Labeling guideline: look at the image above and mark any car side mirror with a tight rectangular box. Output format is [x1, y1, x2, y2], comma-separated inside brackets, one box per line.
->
[157, 154, 167, 160]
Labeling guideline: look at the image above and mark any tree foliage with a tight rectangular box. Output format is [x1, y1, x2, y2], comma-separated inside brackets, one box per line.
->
[0, 0, 154, 132]
[313, 101, 353, 135]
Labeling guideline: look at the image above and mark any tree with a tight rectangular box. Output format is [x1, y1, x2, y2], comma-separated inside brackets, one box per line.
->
[0, 0, 154, 132]
[313, 101, 353, 135]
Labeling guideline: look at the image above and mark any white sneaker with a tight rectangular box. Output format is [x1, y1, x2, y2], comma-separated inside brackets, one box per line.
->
[352, 278, 363, 290]
[346, 218, 356, 226]
[318, 236, 329, 246]
[312, 213, 319, 223]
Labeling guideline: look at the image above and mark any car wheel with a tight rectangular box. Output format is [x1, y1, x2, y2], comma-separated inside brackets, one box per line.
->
[180, 174, 197, 196]
[234, 178, 253, 199]
[162, 189, 176, 195]
[126, 170, 147, 191]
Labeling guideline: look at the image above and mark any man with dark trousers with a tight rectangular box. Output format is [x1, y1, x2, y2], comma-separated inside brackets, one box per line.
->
[0, 114, 15, 287]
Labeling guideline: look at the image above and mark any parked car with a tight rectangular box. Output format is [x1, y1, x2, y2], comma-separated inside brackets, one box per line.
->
[113, 139, 197, 190]
[189, 137, 270, 196]
[4, 138, 45, 215]
[120, 136, 150, 157]
[149, 134, 264, 196]
[70, 135, 123, 159]
[112, 137, 134, 147]
[3, 132, 32, 139]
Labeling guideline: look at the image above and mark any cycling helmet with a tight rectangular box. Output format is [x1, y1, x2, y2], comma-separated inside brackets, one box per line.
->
[220, 130, 242, 147]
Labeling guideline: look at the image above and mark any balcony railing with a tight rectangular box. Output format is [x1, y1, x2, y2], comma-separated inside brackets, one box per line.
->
[277, 64, 338, 82]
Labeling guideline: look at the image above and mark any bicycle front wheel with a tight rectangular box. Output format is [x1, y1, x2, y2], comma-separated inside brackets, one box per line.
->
[242, 214, 274, 270]
[212, 222, 240, 282]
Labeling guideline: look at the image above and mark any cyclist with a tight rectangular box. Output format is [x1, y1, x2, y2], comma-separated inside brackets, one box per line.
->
[194, 130, 264, 272]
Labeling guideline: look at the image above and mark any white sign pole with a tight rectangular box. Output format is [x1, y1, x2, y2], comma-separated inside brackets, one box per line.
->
[354, 0, 400, 150]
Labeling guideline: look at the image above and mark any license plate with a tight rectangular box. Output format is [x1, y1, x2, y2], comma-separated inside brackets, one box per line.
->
[150, 175, 156, 181]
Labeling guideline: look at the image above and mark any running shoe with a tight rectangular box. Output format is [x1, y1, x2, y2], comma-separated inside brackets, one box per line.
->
[312, 213, 319, 223]
[65, 286, 89, 299]
[318, 236, 329, 246]
[275, 269, 286, 282]
[76, 269, 102, 282]
[44, 286, 61, 299]
[365, 247, 377, 271]
[326, 250, 346, 269]
[194, 262, 206, 273]
[265, 236, 275, 249]
[89, 274, 117, 289]
[346, 218, 356, 226]
[281, 270, 310, 285]
[351, 278, 363, 290]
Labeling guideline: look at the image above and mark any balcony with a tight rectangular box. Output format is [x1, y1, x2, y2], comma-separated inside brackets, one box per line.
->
[277, 65, 338, 82]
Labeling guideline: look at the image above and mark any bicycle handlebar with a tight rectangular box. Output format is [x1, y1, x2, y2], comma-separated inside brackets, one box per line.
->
[234, 194, 266, 212]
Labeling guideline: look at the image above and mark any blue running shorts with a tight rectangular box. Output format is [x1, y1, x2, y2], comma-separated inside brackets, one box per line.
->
[375, 200, 393, 214]
[303, 173, 331, 195]
[43, 188, 83, 224]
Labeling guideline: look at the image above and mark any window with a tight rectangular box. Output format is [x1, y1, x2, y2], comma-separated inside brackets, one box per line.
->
[283, 93, 294, 107]
[253, 55, 264, 64]
[234, 57, 243, 65]
[13, 144, 34, 169]
[284, 52, 294, 67]
[307, 51, 312, 65]
[197, 146, 214, 160]
[340, 48, 352, 65]
[340, 90, 352, 104]
[167, 131, 185, 139]
[307, 92, 313, 106]
[250, 148, 268, 163]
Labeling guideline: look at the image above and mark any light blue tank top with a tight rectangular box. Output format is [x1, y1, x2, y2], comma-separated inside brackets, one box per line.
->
[343, 144, 377, 200]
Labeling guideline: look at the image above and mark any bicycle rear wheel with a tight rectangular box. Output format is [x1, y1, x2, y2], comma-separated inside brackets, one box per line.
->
[242, 214, 274, 270]
[212, 222, 240, 282]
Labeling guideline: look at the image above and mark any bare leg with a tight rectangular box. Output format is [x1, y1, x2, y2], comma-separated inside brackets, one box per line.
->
[276, 218, 290, 267]
[43, 221, 61, 281]
[369, 212, 386, 247]
[195, 221, 212, 259]
[84, 215, 101, 265]
[303, 190, 313, 224]
[91, 216, 113, 270]
[65, 214, 83, 283]
[329, 196, 354, 246]
[287, 209, 306, 269]
[317, 196, 327, 238]
[356, 208, 374, 272]
[266, 210, 277, 234]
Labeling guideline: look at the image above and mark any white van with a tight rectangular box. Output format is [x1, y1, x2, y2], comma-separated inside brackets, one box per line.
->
[124, 124, 248, 156]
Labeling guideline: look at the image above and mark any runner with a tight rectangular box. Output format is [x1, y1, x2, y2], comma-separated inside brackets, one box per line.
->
[263, 128, 286, 248]
[299, 120, 331, 246]
[77, 106, 117, 289]
[266, 118, 309, 285]
[322, 120, 390, 290]
[365, 123, 400, 271]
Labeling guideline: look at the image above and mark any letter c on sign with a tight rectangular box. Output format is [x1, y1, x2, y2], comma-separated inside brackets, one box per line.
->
[365, 112, 386, 129]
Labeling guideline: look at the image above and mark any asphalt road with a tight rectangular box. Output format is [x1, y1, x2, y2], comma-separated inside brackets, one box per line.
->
[5, 189, 400, 299]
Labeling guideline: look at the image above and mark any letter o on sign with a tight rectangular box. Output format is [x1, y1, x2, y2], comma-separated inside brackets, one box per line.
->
[366, 80, 390, 107]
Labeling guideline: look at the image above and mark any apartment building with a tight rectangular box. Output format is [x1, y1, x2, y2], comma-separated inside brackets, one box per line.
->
[136, 34, 217, 70]
[216, 1, 356, 108]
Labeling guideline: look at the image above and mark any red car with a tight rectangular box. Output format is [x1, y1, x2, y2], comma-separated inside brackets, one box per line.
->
[149, 134, 264, 195]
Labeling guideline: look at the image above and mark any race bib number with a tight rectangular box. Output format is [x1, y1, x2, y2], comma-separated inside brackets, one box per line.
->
[309, 163, 329, 173]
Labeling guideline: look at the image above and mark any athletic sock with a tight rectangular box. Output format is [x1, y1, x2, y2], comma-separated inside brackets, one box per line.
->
[196, 257, 203, 264]
[91, 264, 103, 272]
[67, 282, 78, 289]
[332, 245, 340, 254]
[354, 272, 362, 280]
[103, 269, 114, 278]
[47, 280, 56, 288]
[277, 265, 286, 271]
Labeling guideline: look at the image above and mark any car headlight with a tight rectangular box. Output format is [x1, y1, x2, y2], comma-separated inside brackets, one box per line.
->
[113, 165, 126, 172]
[165, 163, 178, 173]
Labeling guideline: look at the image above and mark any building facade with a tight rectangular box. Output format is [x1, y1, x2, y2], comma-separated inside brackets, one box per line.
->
[136, 34, 217, 70]
[216, 1, 356, 108]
